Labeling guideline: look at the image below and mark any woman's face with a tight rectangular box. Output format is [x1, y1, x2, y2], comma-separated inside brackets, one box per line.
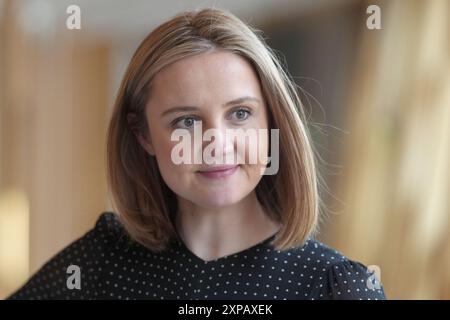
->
[142, 50, 269, 208]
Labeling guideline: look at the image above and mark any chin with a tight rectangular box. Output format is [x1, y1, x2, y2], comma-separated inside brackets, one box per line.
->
[190, 190, 247, 209]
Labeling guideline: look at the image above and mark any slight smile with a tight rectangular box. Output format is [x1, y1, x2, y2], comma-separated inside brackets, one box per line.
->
[196, 165, 239, 179]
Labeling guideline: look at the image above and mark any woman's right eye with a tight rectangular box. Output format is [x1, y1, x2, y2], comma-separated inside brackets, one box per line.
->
[173, 116, 200, 129]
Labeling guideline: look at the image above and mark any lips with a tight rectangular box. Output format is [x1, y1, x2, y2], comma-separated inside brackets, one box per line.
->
[197, 165, 239, 179]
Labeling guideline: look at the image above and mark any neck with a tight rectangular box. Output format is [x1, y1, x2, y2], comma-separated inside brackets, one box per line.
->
[175, 192, 281, 262]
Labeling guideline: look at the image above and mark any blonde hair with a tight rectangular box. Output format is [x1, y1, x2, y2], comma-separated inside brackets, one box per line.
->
[107, 7, 320, 252]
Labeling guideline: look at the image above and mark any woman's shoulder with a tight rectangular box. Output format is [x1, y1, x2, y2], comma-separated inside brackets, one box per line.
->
[7, 211, 130, 299]
[92, 211, 126, 240]
[289, 239, 386, 300]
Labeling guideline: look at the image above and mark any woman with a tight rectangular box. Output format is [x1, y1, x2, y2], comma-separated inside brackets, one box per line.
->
[9, 8, 385, 300]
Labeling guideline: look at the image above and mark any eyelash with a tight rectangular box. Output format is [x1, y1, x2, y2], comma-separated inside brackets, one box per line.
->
[171, 107, 253, 129]
[171, 116, 201, 129]
[229, 107, 252, 122]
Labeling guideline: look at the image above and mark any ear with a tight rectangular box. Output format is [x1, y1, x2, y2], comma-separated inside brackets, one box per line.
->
[136, 132, 156, 156]
[127, 113, 156, 156]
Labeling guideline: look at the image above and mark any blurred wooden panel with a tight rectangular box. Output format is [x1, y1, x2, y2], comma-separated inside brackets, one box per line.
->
[327, 0, 450, 299]
[0, 0, 110, 297]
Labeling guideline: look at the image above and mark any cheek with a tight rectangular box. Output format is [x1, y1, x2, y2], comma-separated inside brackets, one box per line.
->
[248, 109, 270, 164]
[150, 130, 196, 191]
[153, 140, 194, 200]
[239, 131, 268, 181]
[147, 126, 181, 177]
[240, 127, 269, 167]
[154, 139, 175, 163]
[153, 135, 190, 177]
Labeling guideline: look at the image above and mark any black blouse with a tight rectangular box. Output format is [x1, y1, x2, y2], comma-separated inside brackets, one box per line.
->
[8, 212, 386, 300]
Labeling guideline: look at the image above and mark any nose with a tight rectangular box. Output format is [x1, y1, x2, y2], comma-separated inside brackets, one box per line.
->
[201, 121, 235, 164]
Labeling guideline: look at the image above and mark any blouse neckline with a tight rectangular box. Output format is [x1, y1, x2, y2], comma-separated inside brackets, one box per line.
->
[176, 231, 279, 264]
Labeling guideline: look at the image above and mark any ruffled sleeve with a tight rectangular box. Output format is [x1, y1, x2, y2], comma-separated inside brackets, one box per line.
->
[319, 260, 386, 300]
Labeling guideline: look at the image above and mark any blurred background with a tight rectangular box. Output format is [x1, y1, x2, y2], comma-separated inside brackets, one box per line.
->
[0, 0, 449, 299]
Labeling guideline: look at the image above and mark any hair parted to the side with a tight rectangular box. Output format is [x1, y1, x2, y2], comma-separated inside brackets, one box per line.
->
[107, 7, 322, 252]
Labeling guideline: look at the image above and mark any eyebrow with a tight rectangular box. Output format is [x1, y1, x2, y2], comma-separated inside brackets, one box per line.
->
[161, 96, 261, 117]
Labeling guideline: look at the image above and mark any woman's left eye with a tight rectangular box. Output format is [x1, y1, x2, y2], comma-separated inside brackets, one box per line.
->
[230, 108, 251, 121]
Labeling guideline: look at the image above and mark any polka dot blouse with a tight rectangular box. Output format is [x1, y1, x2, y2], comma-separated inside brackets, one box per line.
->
[8, 212, 386, 300]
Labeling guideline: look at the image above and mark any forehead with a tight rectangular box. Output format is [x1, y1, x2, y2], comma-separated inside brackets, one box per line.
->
[148, 50, 263, 107]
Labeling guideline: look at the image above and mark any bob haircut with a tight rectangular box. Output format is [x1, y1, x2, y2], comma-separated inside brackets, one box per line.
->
[107, 7, 321, 252]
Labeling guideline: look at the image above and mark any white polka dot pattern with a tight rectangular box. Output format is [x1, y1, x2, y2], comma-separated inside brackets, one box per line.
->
[8, 212, 386, 300]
